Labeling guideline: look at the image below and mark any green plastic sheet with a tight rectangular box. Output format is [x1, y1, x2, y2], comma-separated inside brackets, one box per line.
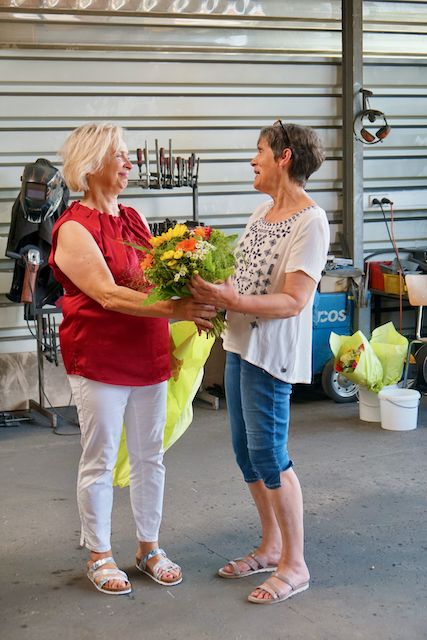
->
[370, 321, 408, 388]
[329, 323, 409, 393]
[113, 322, 215, 488]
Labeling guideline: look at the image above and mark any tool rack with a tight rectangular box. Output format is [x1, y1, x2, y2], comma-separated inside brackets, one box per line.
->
[134, 138, 200, 227]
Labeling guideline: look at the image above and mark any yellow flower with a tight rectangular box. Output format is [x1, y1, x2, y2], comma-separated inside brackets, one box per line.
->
[149, 224, 187, 247]
[150, 235, 166, 248]
[173, 250, 184, 259]
[169, 224, 188, 238]
[160, 250, 175, 261]
[167, 260, 178, 267]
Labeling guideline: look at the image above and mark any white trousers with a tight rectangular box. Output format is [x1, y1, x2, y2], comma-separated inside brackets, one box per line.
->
[68, 375, 168, 552]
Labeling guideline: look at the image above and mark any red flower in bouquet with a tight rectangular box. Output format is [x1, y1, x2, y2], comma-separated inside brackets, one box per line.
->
[335, 343, 365, 373]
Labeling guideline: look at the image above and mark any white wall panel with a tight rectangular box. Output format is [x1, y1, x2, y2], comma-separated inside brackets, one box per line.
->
[0, 0, 426, 354]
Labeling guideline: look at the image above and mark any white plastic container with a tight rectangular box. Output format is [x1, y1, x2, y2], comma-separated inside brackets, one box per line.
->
[358, 384, 398, 422]
[358, 386, 381, 422]
[378, 388, 421, 431]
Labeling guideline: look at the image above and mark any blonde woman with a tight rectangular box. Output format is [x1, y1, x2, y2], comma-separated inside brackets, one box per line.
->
[49, 122, 215, 595]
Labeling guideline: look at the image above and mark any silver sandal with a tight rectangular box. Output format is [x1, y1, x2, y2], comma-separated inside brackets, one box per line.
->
[87, 556, 132, 595]
[136, 548, 182, 586]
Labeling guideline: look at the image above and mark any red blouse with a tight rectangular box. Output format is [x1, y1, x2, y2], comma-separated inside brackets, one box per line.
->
[49, 201, 171, 386]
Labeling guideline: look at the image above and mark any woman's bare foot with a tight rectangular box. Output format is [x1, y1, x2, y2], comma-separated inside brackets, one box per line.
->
[219, 547, 280, 577]
[249, 565, 310, 601]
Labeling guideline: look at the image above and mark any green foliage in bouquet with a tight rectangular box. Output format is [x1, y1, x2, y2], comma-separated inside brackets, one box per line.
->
[138, 223, 237, 337]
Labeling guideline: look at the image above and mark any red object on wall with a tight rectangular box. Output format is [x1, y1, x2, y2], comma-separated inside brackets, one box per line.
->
[367, 261, 392, 291]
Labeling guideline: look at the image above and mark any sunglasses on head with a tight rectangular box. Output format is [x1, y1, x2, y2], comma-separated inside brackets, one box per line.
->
[273, 119, 292, 150]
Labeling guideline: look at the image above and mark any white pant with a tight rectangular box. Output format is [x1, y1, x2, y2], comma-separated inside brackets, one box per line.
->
[68, 375, 168, 552]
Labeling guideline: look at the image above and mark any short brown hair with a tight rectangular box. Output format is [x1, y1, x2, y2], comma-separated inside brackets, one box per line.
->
[259, 123, 325, 186]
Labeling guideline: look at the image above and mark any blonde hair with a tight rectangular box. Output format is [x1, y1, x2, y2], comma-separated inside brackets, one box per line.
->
[59, 122, 125, 192]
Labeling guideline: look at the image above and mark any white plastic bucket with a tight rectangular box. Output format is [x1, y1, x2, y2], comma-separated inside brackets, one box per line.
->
[378, 388, 421, 431]
[358, 384, 398, 422]
[358, 386, 381, 422]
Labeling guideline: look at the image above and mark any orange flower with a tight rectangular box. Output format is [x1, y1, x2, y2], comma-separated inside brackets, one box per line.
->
[176, 238, 197, 252]
[140, 253, 154, 270]
[193, 226, 207, 238]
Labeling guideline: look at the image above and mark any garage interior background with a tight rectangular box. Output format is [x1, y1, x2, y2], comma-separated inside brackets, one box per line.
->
[0, 0, 426, 411]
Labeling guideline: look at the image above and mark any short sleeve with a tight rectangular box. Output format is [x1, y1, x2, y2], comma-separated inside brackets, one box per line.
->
[285, 210, 330, 283]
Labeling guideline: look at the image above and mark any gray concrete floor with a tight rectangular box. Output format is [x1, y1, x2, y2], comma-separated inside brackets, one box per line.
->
[1, 390, 426, 640]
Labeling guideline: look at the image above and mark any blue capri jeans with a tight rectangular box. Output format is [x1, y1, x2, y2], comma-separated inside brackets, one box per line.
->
[224, 352, 293, 490]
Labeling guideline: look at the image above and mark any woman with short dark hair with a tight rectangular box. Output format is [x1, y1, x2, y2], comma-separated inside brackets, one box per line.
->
[189, 121, 329, 605]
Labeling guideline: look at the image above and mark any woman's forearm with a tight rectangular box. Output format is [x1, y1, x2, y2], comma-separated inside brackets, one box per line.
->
[231, 292, 302, 319]
[96, 283, 215, 328]
[189, 272, 315, 320]
[98, 283, 177, 317]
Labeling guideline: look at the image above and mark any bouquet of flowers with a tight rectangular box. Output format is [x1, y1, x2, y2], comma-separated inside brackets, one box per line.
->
[335, 344, 365, 374]
[330, 324, 409, 393]
[330, 330, 384, 392]
[139, 222, 237, 337]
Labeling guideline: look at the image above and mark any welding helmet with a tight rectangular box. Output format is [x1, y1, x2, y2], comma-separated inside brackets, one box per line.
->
[20, 158, 66, 223]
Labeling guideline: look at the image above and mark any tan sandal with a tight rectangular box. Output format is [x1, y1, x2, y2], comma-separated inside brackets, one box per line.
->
[136, 548, 182, 586]
[218, 550, 277, 579]
[247, 571, 309, 604]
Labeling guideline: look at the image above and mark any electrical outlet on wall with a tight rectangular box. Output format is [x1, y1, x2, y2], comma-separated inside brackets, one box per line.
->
[368, 193, 392, 207]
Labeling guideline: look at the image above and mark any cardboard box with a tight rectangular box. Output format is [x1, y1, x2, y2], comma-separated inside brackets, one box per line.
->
[319, 275, 349, 293]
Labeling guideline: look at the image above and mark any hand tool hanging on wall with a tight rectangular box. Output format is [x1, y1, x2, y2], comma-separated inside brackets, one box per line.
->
[176, 156, 182, 187]
[168, 139, 173, 188]
[136, 148, 143, 180]
[194, 157, 200, 185]
[143, 141, 150, 188]
[155, 139, 162, 189]
[159, 146, 166, 186]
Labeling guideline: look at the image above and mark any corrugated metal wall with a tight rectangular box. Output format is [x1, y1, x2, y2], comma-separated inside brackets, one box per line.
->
[0, 0, 426, 354]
